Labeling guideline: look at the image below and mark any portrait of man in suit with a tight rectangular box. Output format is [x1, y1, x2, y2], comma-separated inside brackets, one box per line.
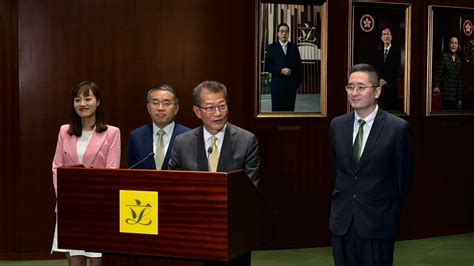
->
[329, 64, 414, 266]
[127, 84, 190, 169]
[352, 3, 409, 114]
[265, 23, 303, 111]
[374, 27, 402, 110]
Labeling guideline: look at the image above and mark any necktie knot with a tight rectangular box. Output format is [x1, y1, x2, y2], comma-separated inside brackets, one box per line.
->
[157, 129, 165, 138]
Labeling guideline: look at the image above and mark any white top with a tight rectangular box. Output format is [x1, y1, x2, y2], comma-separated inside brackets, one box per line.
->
[152, 121, 175, 156]
[77, 130, 93, 163]
[203, 124, 227, 159]
[353, 105, 378, 155]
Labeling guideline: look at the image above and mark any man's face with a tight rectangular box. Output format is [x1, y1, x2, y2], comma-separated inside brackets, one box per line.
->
[381, 28, 392, 46]
[449, 37, 459, 54]
[347, 71, 380, 113]
[193, 89, 228, 135]
[277, 25, 289, 43]
[147, 90, 179, 128]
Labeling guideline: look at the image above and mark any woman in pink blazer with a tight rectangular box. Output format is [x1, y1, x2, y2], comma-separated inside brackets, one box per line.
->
[51, 81, 121, 266]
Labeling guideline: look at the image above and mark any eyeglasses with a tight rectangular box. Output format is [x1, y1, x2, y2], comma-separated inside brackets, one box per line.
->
[345, 85, 377, 92]
[149, 99, 174, 108]
[197, 104, 228, 113]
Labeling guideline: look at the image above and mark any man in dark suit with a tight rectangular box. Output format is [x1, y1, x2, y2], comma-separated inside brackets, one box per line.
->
[329, 64, 414, 266]
[169, 80, 259, 266]
[374, 27, 402, 110]
[265, 23, 303, 111]
[128, 84, 190, 169]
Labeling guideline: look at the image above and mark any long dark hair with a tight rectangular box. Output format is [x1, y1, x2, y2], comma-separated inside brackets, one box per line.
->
[67, 81, 108, 137]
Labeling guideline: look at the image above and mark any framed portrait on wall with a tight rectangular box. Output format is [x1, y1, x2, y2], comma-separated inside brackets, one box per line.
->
[349, 1, 411, 115]
[426, 5, 474, 116]
[255, 0, 327, 118]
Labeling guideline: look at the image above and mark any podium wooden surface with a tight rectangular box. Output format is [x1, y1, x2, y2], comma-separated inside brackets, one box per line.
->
[57, 167, 261, 266]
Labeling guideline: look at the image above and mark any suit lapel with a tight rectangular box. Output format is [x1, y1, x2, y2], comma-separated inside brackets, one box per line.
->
[82, 130, 107, 167]
[143, 124, 155, 169]
[357, 110, 386, 171]
[65, 134, 80, 164]
[344, 113, 357, 171]
[164, 123, 178, 167]
[196, 127, 208, 171]
[217, 123, 234, 172]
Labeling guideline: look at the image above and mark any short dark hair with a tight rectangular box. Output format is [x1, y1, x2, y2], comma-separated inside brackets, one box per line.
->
[277, 23, 290, 32]
[147, 84, 180, 104]
[349, 63, 379, 87]
[193, 80, 228, 106]
[68, 81, 107, 137]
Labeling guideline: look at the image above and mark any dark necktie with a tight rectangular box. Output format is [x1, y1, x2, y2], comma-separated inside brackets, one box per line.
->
[384, 49, 388, 62]
[353, 119, 366, 166]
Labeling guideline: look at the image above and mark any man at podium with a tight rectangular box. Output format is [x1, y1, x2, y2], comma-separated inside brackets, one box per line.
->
[169, 80, 260, 265]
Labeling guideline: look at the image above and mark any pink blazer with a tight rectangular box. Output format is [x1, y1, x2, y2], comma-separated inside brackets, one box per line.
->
[52, 124, 121, 201]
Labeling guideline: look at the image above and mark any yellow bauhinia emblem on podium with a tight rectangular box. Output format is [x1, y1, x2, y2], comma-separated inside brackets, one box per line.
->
[119, 190, 158, 235]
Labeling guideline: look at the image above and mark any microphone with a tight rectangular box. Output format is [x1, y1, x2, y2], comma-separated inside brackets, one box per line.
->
[129, 152, 155, 169]
[207, 146, 213, 155]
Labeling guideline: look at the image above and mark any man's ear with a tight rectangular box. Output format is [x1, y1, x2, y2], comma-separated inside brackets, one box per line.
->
[375, 87, 382, 99]
[193, 106, 202, 119]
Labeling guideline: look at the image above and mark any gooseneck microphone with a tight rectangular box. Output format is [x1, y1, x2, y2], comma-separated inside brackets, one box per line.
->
[129, 152, 155, 169]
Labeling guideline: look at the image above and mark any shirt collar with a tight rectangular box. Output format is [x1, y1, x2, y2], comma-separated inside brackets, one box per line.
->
[354, 105, 378, 127]
[203, 123, 226, 141]
[153, 121, 175, 136]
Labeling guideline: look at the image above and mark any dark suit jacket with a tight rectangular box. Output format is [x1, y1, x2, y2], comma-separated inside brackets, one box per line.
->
[127, 123, 190, 169]
[168, 123, 260, 187]
[329, 109, 414, 239]
[265, 41, 302, 91]
[374, 46, 401, 110]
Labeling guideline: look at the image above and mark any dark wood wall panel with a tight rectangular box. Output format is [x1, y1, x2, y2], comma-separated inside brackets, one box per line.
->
[0, 0, 19, 254]
[1, 0, 473, 259]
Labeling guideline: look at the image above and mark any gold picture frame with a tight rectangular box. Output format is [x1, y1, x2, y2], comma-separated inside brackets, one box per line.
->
[349, 1, 411, 116]
[255, 1, 327, 118]
[426, 5, 474, 116]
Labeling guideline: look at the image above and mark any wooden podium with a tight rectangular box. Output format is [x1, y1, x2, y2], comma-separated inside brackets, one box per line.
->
[57, 167, 261, 266]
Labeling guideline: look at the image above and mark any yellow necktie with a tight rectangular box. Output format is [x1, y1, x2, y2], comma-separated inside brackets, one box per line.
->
[208, 135, 219, 172]
[155, 129, 165, 169]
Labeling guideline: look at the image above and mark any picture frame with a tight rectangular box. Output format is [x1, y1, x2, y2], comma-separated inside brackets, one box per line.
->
[349, 1, 411, 115]
[426, 5, 474, 116]
[255, 0, 327, 118]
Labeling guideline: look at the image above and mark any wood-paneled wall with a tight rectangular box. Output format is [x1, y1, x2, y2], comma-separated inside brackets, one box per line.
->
[1, 0, 473, 258]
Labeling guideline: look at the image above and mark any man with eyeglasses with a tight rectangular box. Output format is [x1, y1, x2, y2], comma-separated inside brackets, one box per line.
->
[265, 22, 302, 111]
[169, 80, 259, 266]
[329, 64, 414, 266]
[169, 80, 259, 187]
[127, 84, 190, 169]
